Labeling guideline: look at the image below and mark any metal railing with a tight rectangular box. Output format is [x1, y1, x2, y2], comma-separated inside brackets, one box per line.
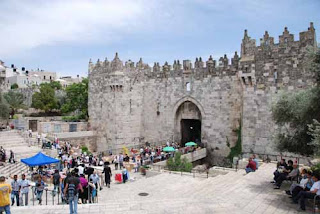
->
[28, 184, 99, 206]
[240, 152, 307, 166]
[150, 164, 213, 179]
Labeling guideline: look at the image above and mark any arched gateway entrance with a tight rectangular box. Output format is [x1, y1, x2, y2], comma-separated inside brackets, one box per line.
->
[174, 100, 202, 146]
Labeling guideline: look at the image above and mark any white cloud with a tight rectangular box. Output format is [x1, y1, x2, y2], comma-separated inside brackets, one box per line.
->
[0, 0, 161, 56]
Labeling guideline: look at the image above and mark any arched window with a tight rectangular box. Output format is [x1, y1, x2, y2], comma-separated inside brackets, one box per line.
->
[186, 82, 191, 91]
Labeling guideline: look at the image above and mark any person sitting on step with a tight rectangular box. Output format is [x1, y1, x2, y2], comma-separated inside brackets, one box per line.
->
[271, 159, 290, 183]
[245, 157, 257, 173]
[274, 163, 299, 189]
[286, 170, 313, 198]
[292, 173, 320, 211]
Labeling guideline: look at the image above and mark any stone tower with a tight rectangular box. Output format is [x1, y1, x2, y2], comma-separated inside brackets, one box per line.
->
[88, 23, 317, 162]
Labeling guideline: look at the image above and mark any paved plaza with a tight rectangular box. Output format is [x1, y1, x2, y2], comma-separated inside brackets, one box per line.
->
[0, 130, 316, 213]
[7, 163, 314, 214]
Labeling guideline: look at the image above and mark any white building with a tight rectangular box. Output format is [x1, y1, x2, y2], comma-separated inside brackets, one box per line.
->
[0, 61, 57, 89]
[7, 74, 42, 88]
[57, 76, 82, 88]
[29, 70, 57, 82]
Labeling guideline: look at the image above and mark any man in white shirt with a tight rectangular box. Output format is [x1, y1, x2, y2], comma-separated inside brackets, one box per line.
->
[19, 174, 30, 206]
[78, 164, 85, 176]
[293, 174, 320, 211]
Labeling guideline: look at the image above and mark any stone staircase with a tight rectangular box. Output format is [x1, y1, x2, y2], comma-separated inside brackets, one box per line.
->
[0, 130, 41, 177]
[11, 163, 313, 214]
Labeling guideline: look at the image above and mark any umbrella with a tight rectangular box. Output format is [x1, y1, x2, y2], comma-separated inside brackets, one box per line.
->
[185, 142, 197, 147]
[163, 146, 175, 152]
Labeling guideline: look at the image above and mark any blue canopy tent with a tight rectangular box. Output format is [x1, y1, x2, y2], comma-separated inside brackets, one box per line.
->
[21, 152, 59, 166]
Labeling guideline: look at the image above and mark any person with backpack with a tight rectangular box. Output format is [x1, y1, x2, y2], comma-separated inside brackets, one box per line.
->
[64, 171, 83, 214]
[52, 170, 60, 197]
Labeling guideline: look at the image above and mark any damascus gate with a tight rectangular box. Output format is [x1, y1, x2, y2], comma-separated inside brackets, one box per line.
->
[88, 23, 317, 161]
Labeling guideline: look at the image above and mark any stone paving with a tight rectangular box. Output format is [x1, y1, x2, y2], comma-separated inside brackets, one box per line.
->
[9, 163, 316, 214]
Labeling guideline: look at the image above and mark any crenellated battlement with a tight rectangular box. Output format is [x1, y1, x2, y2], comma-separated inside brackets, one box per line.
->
[89, 51, 240, 79]
[241, 22, 317, 58]
[89, 22, 316, 88]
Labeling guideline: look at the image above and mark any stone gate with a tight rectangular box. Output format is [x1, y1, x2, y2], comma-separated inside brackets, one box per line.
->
[88, 23, 317, 161]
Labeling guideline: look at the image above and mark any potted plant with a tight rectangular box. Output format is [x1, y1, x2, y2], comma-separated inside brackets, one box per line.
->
[140, 165, 149, 175]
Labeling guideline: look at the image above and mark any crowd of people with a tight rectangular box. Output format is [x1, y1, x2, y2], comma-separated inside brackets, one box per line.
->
[0, 130, 202, 214]
[0, 160, 112, 214]
[270, 159, 320, 211]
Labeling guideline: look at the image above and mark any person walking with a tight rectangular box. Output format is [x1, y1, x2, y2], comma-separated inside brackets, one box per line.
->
[102, 162, 112, 188]
[9, 150, 15, 164]
[64, 171, 83, 214]
[89, 171, 100, 193]
[19, 174, 30, 206]
[78, 174, 88, 204]
[10, 175, 19, 206]
[52, 170, 61, 197]
[35, 176, 45, 205]
[114, 156, 119, 170]
[0, 176, 12, 214]
[37, 133, 41, 146]
[119, 153, 124, 170]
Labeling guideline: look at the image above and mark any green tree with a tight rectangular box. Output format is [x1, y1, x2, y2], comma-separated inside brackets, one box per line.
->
[308, 120, 320, 155]
[272, 47, 320, 156]
[61, 78, 88, 120]
[0, 93, 10, 119]
[10, 83, 19, 89]
[31, 83, 58, 113]
[48, 81, 62, 90]
[4, 91, 26, 115]
[167, 152, 193, 172]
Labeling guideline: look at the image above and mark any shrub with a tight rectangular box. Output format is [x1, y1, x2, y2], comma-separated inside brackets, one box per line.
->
[311, 163, 320, 175]
[166, 152, 193, 172]
[227, 121, 242, 161]
[81, 146, 91, 155]
[10, 83, 19, 89]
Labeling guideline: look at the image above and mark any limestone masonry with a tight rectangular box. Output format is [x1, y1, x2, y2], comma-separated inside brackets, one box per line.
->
[88, 23, 317, 162]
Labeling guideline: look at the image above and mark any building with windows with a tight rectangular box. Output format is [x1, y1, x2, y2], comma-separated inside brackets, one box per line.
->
[0, 62, 57, 90]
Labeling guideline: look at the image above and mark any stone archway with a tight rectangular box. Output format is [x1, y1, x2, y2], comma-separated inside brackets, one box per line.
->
[174, 100, 202, 146]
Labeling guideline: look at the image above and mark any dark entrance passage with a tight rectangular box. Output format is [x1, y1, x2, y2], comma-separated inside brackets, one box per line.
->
[180, 119, 201, 146]
[29, 120, 37, 132]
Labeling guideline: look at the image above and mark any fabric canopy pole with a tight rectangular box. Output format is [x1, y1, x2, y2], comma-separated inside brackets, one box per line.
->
[21, 152, 59, 166]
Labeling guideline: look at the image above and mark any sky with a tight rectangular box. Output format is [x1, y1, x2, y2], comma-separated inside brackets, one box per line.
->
[0, 0, 319, 78]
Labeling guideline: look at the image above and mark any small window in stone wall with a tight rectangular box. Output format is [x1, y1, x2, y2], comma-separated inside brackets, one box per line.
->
[186, 82, 191, 91]
[248, 76, 252, 86]
[241, 77, 246, 85]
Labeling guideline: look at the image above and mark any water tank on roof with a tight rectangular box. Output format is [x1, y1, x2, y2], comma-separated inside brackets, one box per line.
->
[11, 64, 14, 68]
[22, 67, 25, 71]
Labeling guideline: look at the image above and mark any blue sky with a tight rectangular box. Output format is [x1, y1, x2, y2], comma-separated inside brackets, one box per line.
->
[0, 0, 319, 77]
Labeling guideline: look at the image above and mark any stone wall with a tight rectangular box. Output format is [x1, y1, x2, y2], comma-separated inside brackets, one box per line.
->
[38, 121, 88, 133]
[88, 23, 317, 162]
[47, 131, 97, 152]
